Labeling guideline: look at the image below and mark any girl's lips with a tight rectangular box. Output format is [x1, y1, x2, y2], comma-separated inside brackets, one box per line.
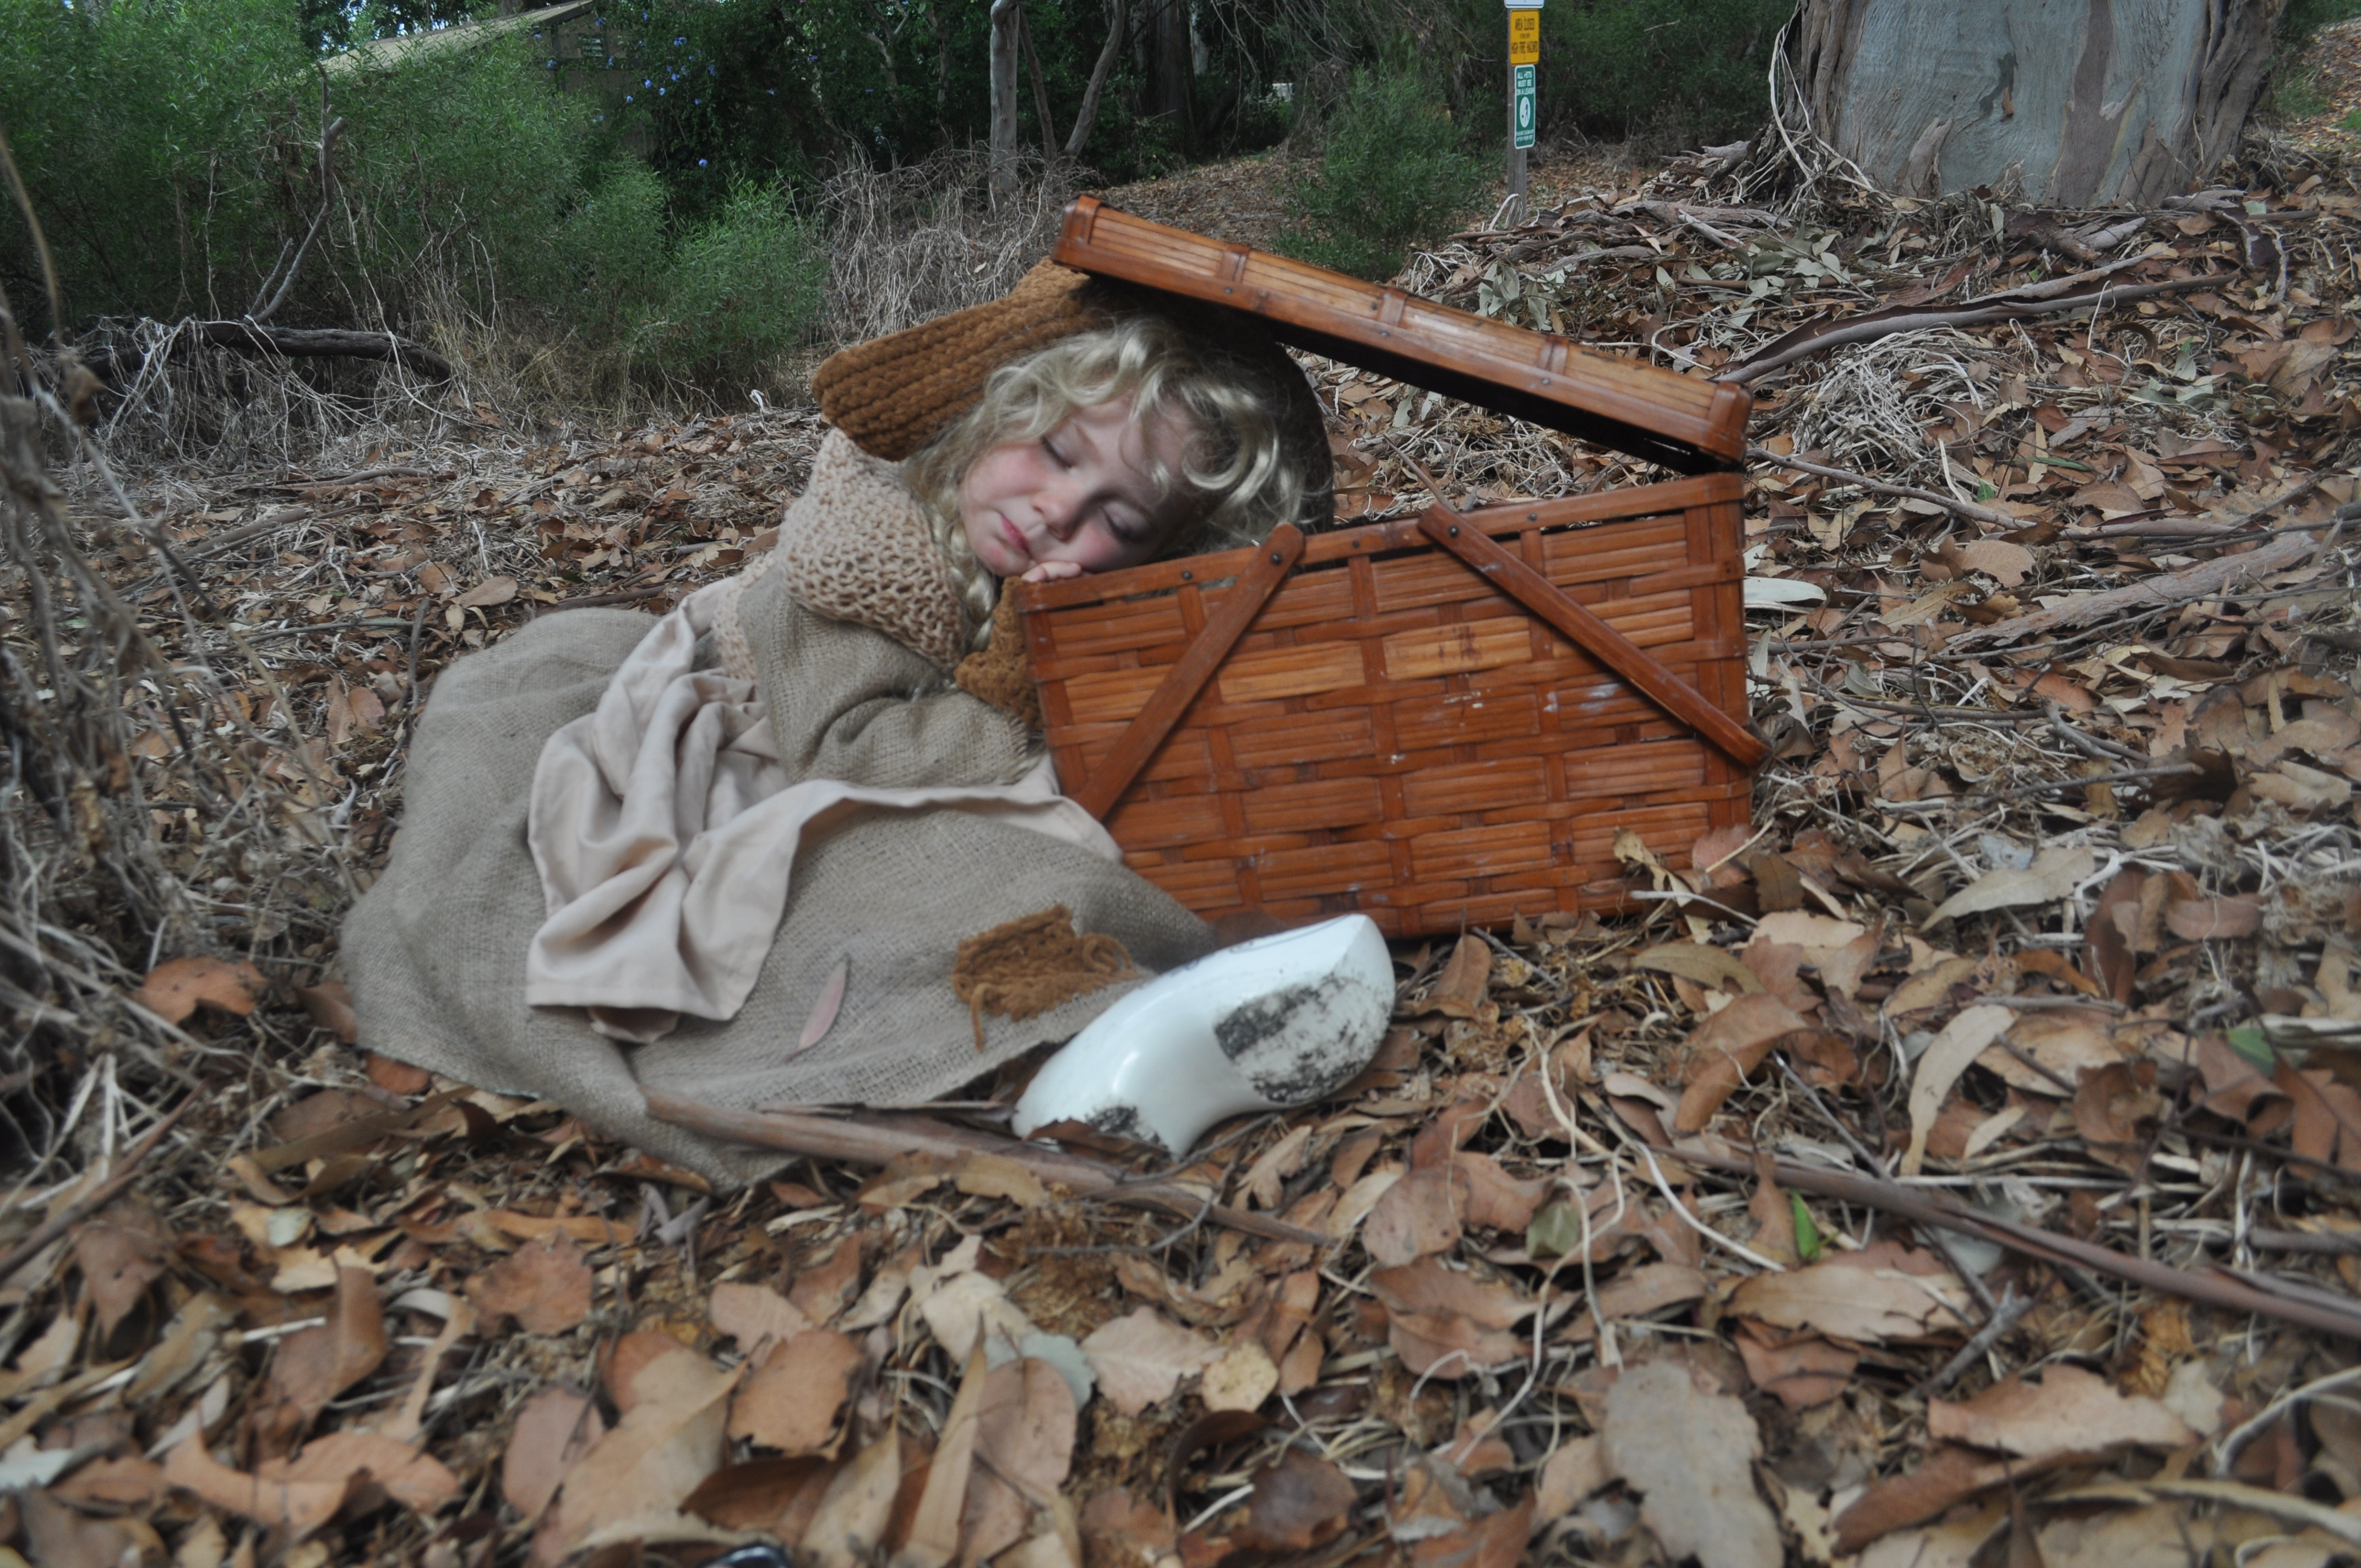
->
[997, 516, 1029, 564]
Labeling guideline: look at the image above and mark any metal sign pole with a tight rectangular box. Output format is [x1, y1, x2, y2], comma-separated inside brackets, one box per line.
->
[1505, 0, 1539, 227]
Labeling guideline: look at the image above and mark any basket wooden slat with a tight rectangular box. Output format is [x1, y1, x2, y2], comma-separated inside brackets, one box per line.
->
[1016, 476, 1756, 937]
[1052, 197, 1752, 474]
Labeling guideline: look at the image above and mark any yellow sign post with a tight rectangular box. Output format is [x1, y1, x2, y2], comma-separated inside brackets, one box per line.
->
[1504, 1, 1541, 223]
[1509, 10, 1539, 64]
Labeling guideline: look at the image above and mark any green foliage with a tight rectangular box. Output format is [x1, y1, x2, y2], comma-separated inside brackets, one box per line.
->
[1274, 65, 1485, 282]
[632, 181, 825, 383]
[2281, 0, 2361, 45]
[1543, 0, 1789, 145]
[0, 0, 828, 396]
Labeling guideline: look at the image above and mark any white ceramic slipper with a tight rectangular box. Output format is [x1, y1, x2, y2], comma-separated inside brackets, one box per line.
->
[1011, 913, 1394, 1154]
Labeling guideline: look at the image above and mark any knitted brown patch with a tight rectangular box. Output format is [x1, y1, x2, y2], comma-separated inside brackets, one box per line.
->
[954, 594, 1042, 731]
[951, 905, 1136, 1050]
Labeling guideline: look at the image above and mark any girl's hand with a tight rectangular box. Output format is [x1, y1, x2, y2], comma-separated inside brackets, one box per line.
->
[1020, 559, 1087, 584]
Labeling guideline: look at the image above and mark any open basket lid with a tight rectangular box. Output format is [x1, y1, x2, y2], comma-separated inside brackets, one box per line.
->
[1053, 195, 1750, 475]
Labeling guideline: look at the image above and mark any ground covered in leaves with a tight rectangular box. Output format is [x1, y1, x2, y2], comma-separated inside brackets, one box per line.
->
[7, 86, 2361, 1568]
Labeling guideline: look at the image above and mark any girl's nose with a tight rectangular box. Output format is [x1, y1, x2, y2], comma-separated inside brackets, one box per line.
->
[1035, 481, 1084, 539]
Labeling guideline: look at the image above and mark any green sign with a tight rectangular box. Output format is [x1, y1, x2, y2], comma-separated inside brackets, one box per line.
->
[1513, 63, 1535, 149]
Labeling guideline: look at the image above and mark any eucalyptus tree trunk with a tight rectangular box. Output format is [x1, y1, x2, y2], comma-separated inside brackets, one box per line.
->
[989, 0, 1022, 197]
[1792, 0, 2283, 204]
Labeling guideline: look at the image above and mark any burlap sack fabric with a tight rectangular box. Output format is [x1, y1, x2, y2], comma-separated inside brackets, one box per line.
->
[342, 559, 1216, 1183]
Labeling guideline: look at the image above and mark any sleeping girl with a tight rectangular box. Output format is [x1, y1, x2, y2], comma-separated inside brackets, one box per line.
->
[341, 260, 1388, 1183]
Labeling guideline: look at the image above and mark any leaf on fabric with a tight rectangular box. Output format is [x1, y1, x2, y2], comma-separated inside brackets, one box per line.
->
[1600, 1360, 1781, 1568]
[727, 1329, 866, 1455]
[1928, 1364, 2197, 1455]
[135, 955, 268, 1023]
[1925, 847, 2095, 926]
[789, 956, 849, 1059]
[466, 1231, 593, 1336]
[1078, 1306, 1217, 1417]
[1903, 1004, 2017, 1174]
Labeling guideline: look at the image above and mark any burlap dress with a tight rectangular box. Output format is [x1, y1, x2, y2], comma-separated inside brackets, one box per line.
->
[341, 433, 1216, 1184]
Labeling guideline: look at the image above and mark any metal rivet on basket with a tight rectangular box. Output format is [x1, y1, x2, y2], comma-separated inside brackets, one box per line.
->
[1448, 524, 1460, 536]
[1270, 552, 1282, 564]
[1180, 570, 1192, 580]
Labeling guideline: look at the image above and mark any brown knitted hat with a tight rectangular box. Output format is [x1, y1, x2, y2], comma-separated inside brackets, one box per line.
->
[812, 260, 1334, 530]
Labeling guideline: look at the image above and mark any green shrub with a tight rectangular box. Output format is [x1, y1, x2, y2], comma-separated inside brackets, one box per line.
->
[633, 181, 824, 385]
[1274, 66, 1486, 282]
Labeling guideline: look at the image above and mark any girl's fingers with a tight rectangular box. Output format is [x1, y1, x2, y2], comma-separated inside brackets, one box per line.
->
[1021, 560, 1085, 583]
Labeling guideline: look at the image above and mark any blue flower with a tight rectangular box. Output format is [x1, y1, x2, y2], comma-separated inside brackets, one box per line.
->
[698, 157, 708, 165]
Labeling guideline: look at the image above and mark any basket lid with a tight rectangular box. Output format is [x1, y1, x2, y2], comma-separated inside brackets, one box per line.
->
[1053, 196, 1750, 475]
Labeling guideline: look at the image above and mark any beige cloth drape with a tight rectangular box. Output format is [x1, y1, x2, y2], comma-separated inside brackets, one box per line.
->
[525, 576, 1119, 1042]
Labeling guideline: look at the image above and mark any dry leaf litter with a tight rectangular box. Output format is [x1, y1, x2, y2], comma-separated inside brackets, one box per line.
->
[4, 90, 2361, 1568]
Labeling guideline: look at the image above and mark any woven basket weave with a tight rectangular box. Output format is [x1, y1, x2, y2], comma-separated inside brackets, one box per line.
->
[1015, 476, 1756, 937]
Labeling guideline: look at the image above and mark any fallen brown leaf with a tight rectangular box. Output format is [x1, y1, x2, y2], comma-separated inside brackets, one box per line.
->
[503, 1386, 607, 1518]
[135, 955, 268, 1023]
[551, 1344, 738, 1554]
[1674, 993, 1814, 1134]
[262, 1266, 387, 1434]
[466, 1231, 592, 1336]
[1728, 1243, 1973, 1344]
[728, 1329, 866, 1455]
[1929, 1363, 2197, 1455]
[1228, 1447, 1356, 1553]
[1423, 934, 1492, 1017]
[1079, 1306, 1217, 1417]
[801, 1433, 900, 1568]
[961, 1356, 1078, 1562]
[1601, 1360, 1781, 1568]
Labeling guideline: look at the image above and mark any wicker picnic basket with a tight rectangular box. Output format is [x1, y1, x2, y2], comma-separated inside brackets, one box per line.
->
[1011, 199, 1767, 937]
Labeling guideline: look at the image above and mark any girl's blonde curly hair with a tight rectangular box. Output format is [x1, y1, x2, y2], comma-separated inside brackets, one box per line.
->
[902, 314, 1310, 649]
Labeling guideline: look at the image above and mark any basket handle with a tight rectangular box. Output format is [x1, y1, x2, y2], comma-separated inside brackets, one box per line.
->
[1071, 522, 1306, 820]
[1416, 506, 1769, 768]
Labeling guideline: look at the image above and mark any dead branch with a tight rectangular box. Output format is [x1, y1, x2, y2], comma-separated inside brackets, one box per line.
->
[1949, 530, 2324, 648]
[192, 321, 453, 380]
[1725, 273, 2226, 385]
[1687, 1144, 2361, 1342]
[643, 1091, 1329, 1246]
[1749, 444, 2020, 529]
